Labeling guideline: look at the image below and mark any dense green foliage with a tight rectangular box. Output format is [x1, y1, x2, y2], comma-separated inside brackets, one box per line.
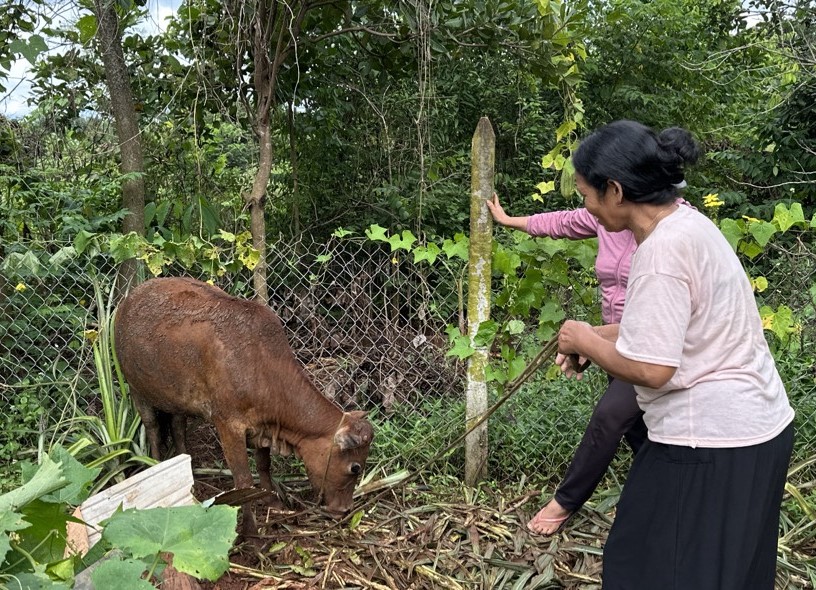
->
[0, 447, 237, 589]
[1, 0, 815, 586]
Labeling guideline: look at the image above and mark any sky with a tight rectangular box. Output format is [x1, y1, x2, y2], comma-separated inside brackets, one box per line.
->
[0, 0, 181, 119]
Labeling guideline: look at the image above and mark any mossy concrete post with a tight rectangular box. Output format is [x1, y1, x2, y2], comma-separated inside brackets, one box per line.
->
[465, 117, 494, 486]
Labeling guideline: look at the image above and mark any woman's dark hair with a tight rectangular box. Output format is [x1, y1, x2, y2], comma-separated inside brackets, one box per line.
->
[572, 120, 701, 204]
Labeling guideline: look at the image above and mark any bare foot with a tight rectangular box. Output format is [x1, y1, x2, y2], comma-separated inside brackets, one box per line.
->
[527, 498, 572, 536]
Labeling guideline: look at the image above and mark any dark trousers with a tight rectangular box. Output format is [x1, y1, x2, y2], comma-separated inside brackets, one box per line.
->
[555, 376, 647, 512]
[603, 422, 794, 590]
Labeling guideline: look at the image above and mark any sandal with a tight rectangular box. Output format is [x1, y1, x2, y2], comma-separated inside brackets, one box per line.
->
[527, 504, 574, 537]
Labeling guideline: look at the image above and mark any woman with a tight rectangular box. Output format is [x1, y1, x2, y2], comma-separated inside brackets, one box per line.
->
[486, 193, 648, 536]
[555, 120, 794, 589]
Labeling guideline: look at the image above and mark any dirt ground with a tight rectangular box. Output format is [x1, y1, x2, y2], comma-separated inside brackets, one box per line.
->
[181, 419, 608, 590]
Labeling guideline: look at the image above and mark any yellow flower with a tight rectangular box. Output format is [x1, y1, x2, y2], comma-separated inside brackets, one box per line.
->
[84, 329, 99, 344]
[15, 283, 27, 292]
[702, 193, 725, 209]
[742, 215, 760, 223]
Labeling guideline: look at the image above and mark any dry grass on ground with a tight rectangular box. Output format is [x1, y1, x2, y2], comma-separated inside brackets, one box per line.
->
[198, 480, 612, 590]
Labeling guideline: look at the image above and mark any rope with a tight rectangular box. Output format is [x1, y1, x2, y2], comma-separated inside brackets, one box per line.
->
[317, 411, 347, 504]
[347, 334, 576, 519]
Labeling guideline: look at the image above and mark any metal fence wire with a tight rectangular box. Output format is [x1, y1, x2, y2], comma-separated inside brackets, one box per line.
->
[1, 231, 814, 495]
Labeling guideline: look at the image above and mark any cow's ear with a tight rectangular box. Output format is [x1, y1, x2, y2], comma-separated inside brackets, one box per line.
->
[334, 416, 373, 450]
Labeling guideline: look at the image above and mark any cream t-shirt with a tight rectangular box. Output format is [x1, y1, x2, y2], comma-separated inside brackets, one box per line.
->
[617, 206, 794, 448]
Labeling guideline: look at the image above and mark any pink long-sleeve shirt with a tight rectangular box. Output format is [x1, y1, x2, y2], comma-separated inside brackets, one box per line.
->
[526, 208, 635, 325]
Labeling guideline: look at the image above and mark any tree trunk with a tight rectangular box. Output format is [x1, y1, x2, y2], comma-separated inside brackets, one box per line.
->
[246, 120, 271, 304]
[94, 0, 145, 299]
[242, 0, 285, 304]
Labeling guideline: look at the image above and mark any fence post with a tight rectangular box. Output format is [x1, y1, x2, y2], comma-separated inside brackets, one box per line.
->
[465, 117, 494, 486]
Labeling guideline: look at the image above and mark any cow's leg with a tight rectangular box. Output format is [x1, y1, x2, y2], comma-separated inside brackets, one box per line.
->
[214, 420, 257, 538]
[255, 447, 273, 490]
[131, 391, 162, 460]
[170, 415, 187, 455]
[255, 448, 289, 509]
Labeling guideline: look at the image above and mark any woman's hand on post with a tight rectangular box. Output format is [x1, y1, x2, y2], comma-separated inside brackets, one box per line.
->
[486, 193, 509, 225]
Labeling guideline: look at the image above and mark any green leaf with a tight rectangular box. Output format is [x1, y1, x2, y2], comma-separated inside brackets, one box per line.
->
[484, 364, 506, 384]
[446, 334, 475, 360]
[5, 570, 70, 590]
[772, 202, 805, 232]
[739, 241, 763, 260]
[538, 301, 566, 325]
[718, 218, 746, 251]
[413, 243, 440, 265]
[512, 271, 546, 315]
[760, 305, 796, 344]
[0, 455, 67, 513]
[74, 230, 97, 255]
[91, 557, 155, 590]
[535, 180, 555, 194]
[748, 220, 777, 247]
[1, 251, 42, 276]
[751, 276, 768, 292]
[442, 234, 469, 260]
[27, 33, 48, 58]
[76, 15, 98, 44]
[388, 230, 417, 252]
[11, 35, 48, 65]
[109, 232, 143, 264]
[505, 320, 526, 335]
[492, 248, 521, 276]
[0, 510, 31, 564]
[365, 224, 389, 242]
[21, 446, 99, 505]
[142, 251, 166, 276]
[507, 357, 527, 382]
[473, 320, 498, 347]
[541, 153, 554, 169]
[17, 500, 70, 566]
[218, 229, 237, 242]
[155, 201, 171, 227]
[332, 227, 354, 238]
[49, 247, 77, 270]
[555, 120, 576, 141]
[102, 504, 238, 581]
[45, 556, 76, 582]
[348, 509, 364, 531]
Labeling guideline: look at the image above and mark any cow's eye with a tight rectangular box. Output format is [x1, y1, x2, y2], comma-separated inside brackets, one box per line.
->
[349, 462, 361, 475]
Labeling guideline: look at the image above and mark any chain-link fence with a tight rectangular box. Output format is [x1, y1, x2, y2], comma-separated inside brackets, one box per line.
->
[1, 230, 815, 495]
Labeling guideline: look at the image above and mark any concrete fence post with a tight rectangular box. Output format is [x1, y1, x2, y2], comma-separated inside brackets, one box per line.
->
[465, 117, 494, 486]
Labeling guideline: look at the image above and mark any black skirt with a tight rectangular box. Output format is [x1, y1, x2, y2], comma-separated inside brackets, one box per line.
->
[602, 421, 794, 590]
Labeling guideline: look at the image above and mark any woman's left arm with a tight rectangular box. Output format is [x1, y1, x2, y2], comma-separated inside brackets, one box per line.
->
[557, 320, 676, 388]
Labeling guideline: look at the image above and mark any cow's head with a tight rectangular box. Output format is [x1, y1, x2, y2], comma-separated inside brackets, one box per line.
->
[299, 410, 373, 514]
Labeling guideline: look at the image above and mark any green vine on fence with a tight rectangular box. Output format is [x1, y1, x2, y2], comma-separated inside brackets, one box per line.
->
[357, 197, 815, 385]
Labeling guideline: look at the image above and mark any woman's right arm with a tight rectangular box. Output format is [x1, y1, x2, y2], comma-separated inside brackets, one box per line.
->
[487, 193, 599, 239]
[486, 193, 530, 231]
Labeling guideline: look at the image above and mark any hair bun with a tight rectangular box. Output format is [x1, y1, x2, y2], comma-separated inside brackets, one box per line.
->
[658, 127, 701, 166]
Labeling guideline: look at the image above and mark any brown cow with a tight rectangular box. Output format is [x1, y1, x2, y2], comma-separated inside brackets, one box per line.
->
[114, 277, 373, 535]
